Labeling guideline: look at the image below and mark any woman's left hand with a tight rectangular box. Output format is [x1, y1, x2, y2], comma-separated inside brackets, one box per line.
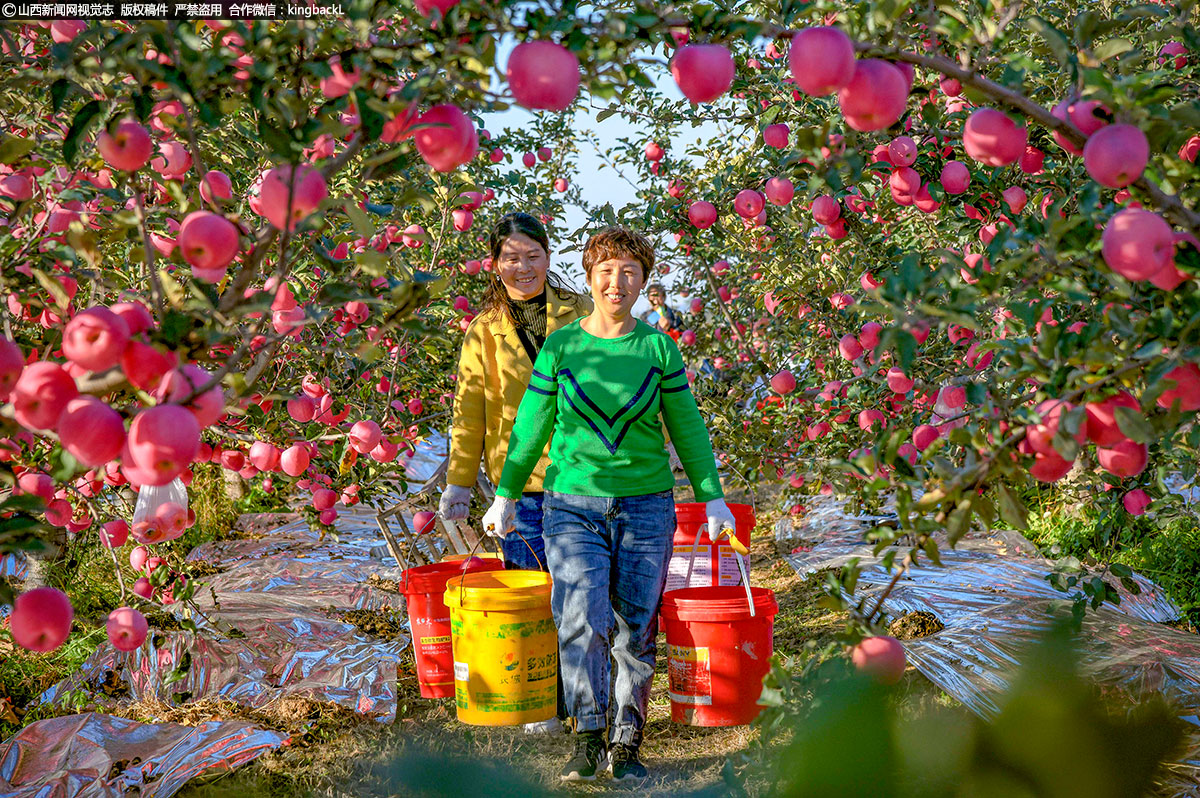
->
[705, 498, 737, 541]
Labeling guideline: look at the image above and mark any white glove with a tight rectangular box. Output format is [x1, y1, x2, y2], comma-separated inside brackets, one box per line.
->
[438, 484, 472, 522]
[481, 496, 516, 539]
[706, 498, 737, 541]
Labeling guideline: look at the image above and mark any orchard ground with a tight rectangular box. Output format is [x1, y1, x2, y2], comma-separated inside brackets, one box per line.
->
[2, 468, 1195, 796]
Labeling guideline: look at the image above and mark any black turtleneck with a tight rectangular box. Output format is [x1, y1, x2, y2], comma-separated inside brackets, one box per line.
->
[509, 288, 547, 363]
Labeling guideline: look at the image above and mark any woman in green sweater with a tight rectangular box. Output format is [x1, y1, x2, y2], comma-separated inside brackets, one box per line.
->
[482, 226, 736, 783]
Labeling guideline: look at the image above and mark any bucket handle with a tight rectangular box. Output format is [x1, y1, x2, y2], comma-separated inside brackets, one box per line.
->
[454, 527, 544, 608]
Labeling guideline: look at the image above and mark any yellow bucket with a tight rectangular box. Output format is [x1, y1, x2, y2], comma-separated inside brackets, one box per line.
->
[443, 570, 557, 726]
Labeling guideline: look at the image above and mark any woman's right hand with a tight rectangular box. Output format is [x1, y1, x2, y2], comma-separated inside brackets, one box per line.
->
[438, 484, 473, 521]
[481, 496, 517, 539]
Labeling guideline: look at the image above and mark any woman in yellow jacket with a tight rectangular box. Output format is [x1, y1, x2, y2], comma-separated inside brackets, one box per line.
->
[439, 212, 591, 571]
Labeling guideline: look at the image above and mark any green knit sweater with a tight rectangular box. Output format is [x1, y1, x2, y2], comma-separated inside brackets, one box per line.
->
[496, 319, 723, 502]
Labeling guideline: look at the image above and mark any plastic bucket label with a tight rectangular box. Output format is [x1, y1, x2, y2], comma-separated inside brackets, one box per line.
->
[716, 545, 744, 586]
[666, 544, 711, 592]
[667, 643, 712, 706]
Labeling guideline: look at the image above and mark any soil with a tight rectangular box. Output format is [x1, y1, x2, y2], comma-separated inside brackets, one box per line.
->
[888, 611, 946, 640]
[330, 607, 409, 639]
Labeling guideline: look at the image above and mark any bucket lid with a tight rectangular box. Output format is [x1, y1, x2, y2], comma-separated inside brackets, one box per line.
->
[674, 502, 756, 530]
[444, 569, 553, 611]
[660, 586, 778, 621]
[402, 558, 504, 595]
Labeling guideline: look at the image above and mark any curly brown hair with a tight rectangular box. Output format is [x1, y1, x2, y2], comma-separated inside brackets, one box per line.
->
[581, 226, 655, 281]
[477, 212, 582, 325]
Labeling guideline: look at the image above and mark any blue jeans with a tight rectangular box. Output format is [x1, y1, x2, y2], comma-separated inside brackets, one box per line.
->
[502, 492, 548, 572]
[542, 489, 676, 746]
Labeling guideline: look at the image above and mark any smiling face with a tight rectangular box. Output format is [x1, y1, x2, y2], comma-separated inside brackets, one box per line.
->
[589, 256, 646, 319]
[495, 232, 548, 300]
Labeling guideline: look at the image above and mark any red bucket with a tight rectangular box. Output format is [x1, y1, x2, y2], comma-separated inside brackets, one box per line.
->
[402, 558, 505, 698]
[660, 585, 778, 726]
[665, 502, 756, 592]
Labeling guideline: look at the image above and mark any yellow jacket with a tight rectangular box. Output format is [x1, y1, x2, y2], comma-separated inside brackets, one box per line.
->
[447, 288, 592, 491]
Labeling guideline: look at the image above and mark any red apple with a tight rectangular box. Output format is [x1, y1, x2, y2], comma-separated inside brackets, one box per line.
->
[177, 211, 240, 281]
[670, 44, 735, 104]
[886, 368, 913, 394]
[734, 189, 765, 219]
[1083, 124, 1148, 189]
[1101, 209, 1175, 282]
[280, 443, 311, 476]
[57, 396, 125, 467]
[96, 119, 153, 172]
[349, 419, 382, 453]
[200, 169, 233, 204]
[259, 164, 328, 230]
[0, 337, 22, 402]
[887, 135, 917, 166]
[940, 161, 970, 195]
[688, 200, 718, 229]
[812, 195, 841, 225]
[12, 361, 78, 431]
[1097, 438, 1148, 478]
[1123, 489, 1151, 516]
[851, 635, 906, 685]
[9, 587, 73, 653]
[106, 607, 148, 652]
[788, 26, 855, 97]
[770, 370, 796, 395]
[1156, 363, 1200, 411]
[312, 488, 337, 511]
[963, 108, 1027, 166]
[763, 123, 789, 148]
[764, 176, 794, 206]
[837, 60, 909, 132]
[101, 519, 129, 548]
[124, 404, 201, 486]
[1084, 391, 1140, 447]
[62, 306, 130, 373]
[413, 510, 437, 535]
[133, 577, 154, 599]
[912, 424, 939, 451]
[506, 41, 580, 111]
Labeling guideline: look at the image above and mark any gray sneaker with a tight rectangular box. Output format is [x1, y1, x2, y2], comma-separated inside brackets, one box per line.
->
[609, 743, 647, 783]
[560, 730, 607, 782]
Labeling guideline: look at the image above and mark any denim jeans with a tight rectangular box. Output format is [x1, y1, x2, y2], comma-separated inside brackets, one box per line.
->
[542, 489, 676, 746]
[502, 492, 548, 572]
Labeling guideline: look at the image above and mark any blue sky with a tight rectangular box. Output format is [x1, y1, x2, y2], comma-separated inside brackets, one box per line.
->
[481, 35, 727, 316]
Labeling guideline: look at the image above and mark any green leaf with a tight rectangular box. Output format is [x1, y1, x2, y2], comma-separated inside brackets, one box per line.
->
[1093, 38, 1134, 62]
[595, 107, 619, 123]
[1132, 340, 1164, 360]
[1113, 406, 1155, 444]
[0, 134, 36, 164]
[344, 199, 375, 239]
[997, 484, 1028, 530]
[946, 499, 973, 545]
[63, 99, 103, 165]
[31, 268, 71, 311]
[1026, 17, 1072, 68]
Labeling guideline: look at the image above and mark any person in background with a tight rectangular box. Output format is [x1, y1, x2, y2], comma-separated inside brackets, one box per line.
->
[482, 226, 736, 783]
[638, 281, 682, 339]
[439, 211, 590, 732]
